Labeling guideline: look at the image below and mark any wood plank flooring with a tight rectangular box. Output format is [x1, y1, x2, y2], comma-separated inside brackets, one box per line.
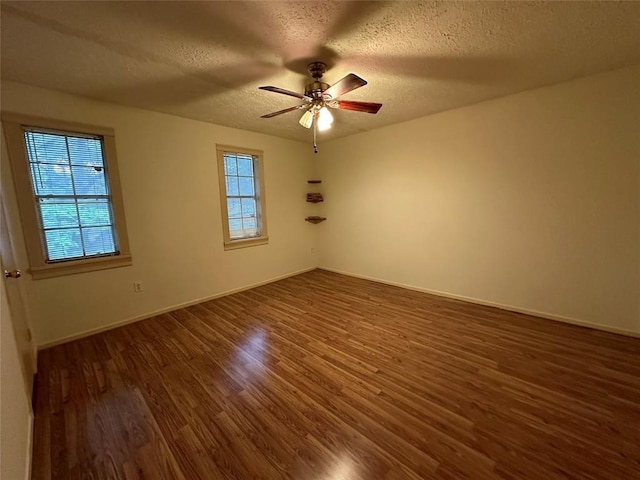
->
[32, 269, 640, 479]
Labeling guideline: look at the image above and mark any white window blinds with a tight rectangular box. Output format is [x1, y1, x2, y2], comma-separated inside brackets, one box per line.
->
[24, 128, 119, 262]
[223, 152, 262, 239]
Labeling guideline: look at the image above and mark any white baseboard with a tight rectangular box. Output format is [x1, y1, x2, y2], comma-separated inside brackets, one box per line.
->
[318, 266, 640, 338]
[38, 266, 317, 350]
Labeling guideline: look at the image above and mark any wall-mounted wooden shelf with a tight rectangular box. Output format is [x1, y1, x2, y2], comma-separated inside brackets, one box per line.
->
[305, 216, 326, 224]
[306, 180, 325, 222]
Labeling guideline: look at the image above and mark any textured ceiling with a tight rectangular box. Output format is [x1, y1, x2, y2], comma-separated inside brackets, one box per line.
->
[2, 1, 639, 143]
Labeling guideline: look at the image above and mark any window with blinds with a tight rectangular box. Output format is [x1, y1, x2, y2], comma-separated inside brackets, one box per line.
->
[24, 128, 119, 262]
[216, 145, 268, 249]
[3, 113, 131, 279]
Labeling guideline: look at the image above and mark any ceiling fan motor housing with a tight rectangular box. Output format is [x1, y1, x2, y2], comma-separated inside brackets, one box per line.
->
[306, 62, 329, 99]
[305, 81, 330, 99]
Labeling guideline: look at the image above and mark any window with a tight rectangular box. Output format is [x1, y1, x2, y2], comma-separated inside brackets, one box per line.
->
[2, 113, 131, 279]
[216, 145, 268, 250]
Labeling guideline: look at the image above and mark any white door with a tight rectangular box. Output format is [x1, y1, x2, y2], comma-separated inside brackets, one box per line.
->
[0, 194, 36, 400]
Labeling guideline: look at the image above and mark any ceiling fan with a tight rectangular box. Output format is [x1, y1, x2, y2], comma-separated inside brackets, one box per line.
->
[259, 62, 382, 153]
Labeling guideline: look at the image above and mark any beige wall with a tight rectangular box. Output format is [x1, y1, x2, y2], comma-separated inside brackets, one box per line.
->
[1, 81, 316, 346]
[2, 65, 638, 347]
[317, 66, 640, 334]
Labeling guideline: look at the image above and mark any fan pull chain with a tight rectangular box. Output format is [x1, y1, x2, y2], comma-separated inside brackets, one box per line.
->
[313, 117, 318, 154]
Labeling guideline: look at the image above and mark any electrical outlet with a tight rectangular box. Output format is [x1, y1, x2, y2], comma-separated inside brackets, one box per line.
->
[133, 281, 143, 293]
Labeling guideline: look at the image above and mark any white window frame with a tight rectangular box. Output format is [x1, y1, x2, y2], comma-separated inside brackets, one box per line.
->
[216, 144, 268, 250]
[2, 112, 132, 279]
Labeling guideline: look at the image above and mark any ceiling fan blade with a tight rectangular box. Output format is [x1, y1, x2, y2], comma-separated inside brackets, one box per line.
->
[322, 73, 367, 99]
[334, 100, 382, 114]
[261, 105, 308, 118]
[259, 86, 308, 99]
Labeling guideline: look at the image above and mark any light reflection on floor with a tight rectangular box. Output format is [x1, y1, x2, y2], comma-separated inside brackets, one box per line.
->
[324, 455, 354, 480]
[231, 326, 268, 378]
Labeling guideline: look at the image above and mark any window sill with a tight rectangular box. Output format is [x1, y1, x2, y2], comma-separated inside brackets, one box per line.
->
[30, 254, 133, 280]
[223, 236, 269, 251]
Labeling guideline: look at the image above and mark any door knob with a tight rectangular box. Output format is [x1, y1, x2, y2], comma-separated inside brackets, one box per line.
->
[4, 270, 21, 278]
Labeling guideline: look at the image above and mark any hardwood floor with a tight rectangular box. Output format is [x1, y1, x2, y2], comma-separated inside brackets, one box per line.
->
[32, 269, 640, 479]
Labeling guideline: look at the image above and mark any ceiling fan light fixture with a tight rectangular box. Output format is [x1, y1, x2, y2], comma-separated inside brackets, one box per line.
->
[316, 106, 333, 131]
[299, 109, 314, 129]
[259, 61, 382, 152]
